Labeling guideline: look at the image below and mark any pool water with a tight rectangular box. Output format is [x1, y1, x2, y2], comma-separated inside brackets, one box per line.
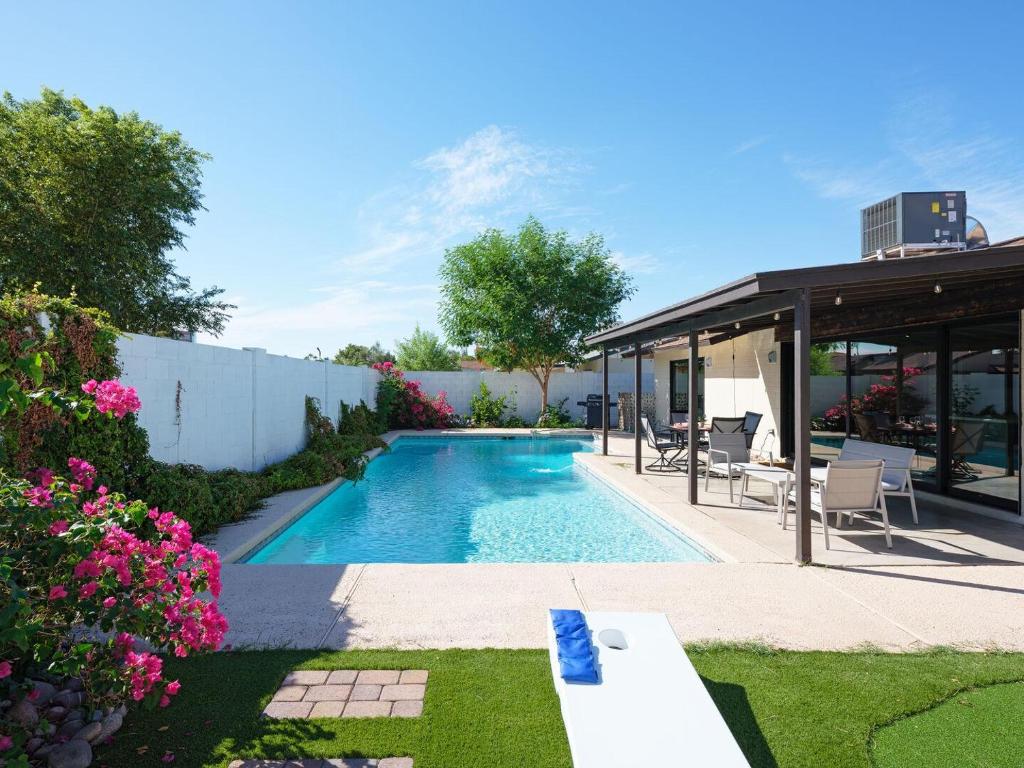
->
[245, 437, 711, 564]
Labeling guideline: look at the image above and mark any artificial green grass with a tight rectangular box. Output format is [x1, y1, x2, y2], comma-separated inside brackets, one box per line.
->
[98, 647, 1024, 768]
[871, 681, 1024, 768]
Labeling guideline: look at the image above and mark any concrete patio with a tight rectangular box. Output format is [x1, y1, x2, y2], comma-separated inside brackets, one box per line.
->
[209, 431, 1024, 653]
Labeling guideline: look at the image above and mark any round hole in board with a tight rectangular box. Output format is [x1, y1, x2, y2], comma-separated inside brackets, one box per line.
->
[598, 628, 628, 650]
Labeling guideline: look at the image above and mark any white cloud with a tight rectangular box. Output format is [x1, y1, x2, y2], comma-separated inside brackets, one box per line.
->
[199, 281, 441, 356]
[610, 250, 660, 274]
[787, 95, 1024, 240]
[209, 126, 633, 356]
[335, 125, 582, 278]
[783, 154, 900, 205]
[731, 136, 770, 155]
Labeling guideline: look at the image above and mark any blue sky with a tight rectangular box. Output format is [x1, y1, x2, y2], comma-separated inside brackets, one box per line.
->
[4, 1, 1023, 357]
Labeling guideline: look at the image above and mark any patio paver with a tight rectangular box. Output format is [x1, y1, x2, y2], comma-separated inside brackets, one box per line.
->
[262, 671, 428, 719]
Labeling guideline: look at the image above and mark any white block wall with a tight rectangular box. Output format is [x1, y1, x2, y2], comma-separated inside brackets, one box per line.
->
[118, 335, 375, 472]
[117, 334, 651, 471]
[408, 365, 654, 424]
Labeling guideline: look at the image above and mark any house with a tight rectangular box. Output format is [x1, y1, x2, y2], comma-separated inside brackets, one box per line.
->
[587, 233, 1024, 560]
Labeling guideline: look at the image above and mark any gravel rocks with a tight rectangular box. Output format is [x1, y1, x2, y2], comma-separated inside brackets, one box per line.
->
[47, 738, 93, 768]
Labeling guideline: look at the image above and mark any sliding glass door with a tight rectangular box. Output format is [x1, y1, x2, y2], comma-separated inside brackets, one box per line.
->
[948, 320, 1020, 511]
[669, 358, 704, 420]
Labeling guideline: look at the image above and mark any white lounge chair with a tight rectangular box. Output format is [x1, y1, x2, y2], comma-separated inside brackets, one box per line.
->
[547, 611, 750, 767]
[792, 459, 891, 549]
[820, 438, 918, 524]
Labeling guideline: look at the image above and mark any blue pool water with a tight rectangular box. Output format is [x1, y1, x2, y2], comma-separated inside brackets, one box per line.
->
[245, 437, 711, 564]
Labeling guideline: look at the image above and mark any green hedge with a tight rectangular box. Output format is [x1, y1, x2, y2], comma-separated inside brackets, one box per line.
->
[139, 428, 384, 536]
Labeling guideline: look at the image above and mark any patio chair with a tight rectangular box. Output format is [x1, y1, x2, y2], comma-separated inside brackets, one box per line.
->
[832, 438, 918, 523]
[704, 430, 749, 502]
[547, 610, 751, 768]
[853, 413, 879, 442]
[640, 416, 684, 473]
[742, 411, 763, 449]
[950, 420, 987, 480]
[790, 459, 891, 549]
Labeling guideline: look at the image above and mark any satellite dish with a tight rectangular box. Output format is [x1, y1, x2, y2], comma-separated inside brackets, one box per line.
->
[965, 216, 990, 249]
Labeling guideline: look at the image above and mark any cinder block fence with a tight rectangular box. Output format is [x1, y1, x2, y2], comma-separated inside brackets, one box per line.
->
[117, 333, 653, 471]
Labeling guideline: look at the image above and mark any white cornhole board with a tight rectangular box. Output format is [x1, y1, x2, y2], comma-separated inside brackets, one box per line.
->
[547, 611, 750, 767]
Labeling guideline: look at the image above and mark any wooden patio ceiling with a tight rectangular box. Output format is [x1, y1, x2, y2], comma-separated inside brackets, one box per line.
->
[587, 243, 1024, 350]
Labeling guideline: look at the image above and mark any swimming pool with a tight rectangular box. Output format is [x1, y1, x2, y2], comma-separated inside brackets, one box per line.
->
[245, 436, 711, 564]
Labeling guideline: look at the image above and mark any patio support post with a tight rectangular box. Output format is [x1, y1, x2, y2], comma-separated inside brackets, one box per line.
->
[793, 288, 812, 563]
[601, 345, 609, 456]
[845, 341, 852, 439]
[634, 341, 642, 474]
[688, 329, 699, 503]
[936, 327, 951, 493]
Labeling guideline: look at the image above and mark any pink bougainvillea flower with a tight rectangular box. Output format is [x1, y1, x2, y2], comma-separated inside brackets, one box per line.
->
[81, 379, 99, 394]
[0, 734, 13, 751]
[79, 582, 99, 598]
[49, 519, 69, 535]
[28, 689, 41, 701]
[166, 680, 181, 695]
[24, 485, 54, 508]
[48, 585, 68, 601]
[0, 660, 11, 679]
[103, 596, 117, 609]
[161, 752, 176, 763]
[67, 457, 97, 490]
[159, 695, 171, 708]
[91, 379, 142, 418]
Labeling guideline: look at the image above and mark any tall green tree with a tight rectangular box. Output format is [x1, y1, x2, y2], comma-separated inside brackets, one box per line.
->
[439, 217, 634, 411]
[395, 325, 460, 371]
[0, 88, 232, 336]
[332, 342, 395, 367]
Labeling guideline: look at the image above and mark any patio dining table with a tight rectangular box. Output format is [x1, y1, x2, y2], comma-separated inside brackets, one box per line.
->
[888, 423, 938, 451]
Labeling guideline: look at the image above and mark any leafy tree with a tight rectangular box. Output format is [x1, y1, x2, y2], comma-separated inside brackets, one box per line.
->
[0, 88, 232, 336]
[332, 342, 395, 367]
[810, 342, 842, 376]
[439, 216, 634, 412]
[394, 325, 460, 371]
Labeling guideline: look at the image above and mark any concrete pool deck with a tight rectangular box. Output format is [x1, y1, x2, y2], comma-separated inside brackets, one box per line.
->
[208, 430, 1024, 652]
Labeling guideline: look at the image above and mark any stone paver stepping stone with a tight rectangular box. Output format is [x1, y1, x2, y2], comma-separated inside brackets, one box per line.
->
[229, 760, 412, 768]
[262, 671, 428, 720]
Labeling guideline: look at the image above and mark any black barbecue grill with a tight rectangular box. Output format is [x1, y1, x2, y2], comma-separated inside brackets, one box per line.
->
[577, 394, 617, 429]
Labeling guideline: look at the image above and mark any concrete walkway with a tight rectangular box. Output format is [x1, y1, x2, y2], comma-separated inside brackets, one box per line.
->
[209, 431, 1024, 652]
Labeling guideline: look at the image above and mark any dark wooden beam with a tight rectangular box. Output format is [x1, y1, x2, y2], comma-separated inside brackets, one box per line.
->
[634, 341, 642, 474]
[793, 288, 812, 564]
[776, 282, 1024, 342]
[601, 345, 609, 456]
[688, 329, 699, 504]
[603, 291, 801, 349]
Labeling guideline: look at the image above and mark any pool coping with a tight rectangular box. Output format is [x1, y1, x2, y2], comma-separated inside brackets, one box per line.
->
[209, 429, 599, 563]
[572, 455, 729, 563]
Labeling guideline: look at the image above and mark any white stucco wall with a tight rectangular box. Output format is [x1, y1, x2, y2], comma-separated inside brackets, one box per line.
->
[653, 329, 782, 451]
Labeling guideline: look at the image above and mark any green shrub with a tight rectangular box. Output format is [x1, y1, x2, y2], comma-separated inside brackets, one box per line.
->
[339, 400, 384, 435]
[470, 382, 507, 427]
[536, 397, 581, 428]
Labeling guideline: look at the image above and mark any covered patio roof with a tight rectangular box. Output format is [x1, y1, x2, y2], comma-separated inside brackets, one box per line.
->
[588, 241, 1024, 349]
[587, 240, 1024, 564]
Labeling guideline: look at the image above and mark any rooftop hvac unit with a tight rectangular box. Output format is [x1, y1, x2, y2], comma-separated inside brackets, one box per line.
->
[860, 191, 967, 260]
